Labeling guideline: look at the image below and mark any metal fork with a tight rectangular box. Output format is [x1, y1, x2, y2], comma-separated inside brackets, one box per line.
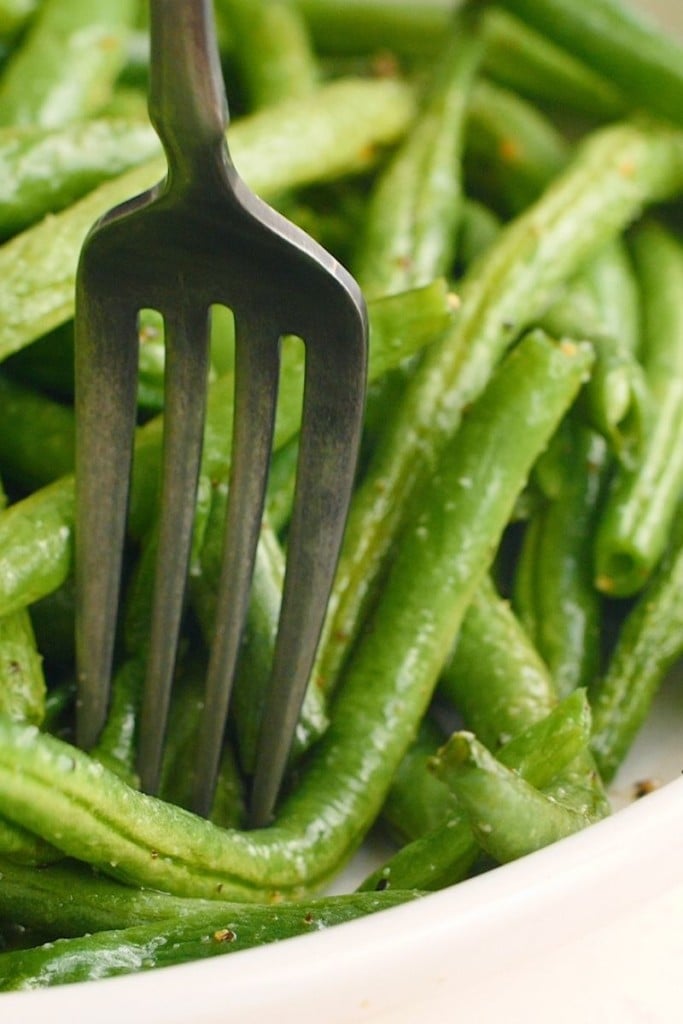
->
[74, 0, 367, 827]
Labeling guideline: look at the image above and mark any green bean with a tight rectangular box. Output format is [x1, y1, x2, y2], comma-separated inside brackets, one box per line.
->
[380, 718, 457, 846]
[191, 493, 328, 771]
[456, 198, 501, 268]
[431, 730, 593, 864]
[480, 8, 624, 118]
[361, 688, 594, 891]
[492, 0, 683, 127]
[0, 889, 419, 990]
[0, 331, 591, 900]
[290, 0, 459, 55]
[591, 511, 683, 782]
[220, 0, 318, 110]
[265, 437, 299, 534]
[313, 117, 683, 702]
[0, 75, 416, 362]
[0, 478, 44, 726]
[595, 221, 683, 596]
[0, 374, 74, 489]
[0, 0, 138, 129]
[0, 118, 159, 238]
[512, 420, 607, 697]
[466, 81, 646, 447]
[0, 818, 59, 867]
[0, 0, 39, 41]
[440, 574, 556, 749]
[0, 279, 454, 619]
[540, 240, 645, 451]
[465, 77, 568, 215]
[353, 19, 482, 298]
[0, 856, 418, 945]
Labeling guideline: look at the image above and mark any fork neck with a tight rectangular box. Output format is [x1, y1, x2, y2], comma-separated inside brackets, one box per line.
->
[148, 0, 231, 190]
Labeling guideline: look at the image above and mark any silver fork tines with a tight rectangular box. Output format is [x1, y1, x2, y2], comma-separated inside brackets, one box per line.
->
[74, 0, 367, 827]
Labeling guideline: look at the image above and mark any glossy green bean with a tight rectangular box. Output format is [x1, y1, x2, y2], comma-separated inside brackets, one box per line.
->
[0, 118, 159, 238]
[0, 888, 418, 989]
[595, 221, 683, 596]
[0, 331, 591, 900]
[0, 0, 137, 129]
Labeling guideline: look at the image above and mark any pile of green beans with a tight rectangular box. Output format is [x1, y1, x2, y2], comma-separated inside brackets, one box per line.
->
[0, 0, 682, 992]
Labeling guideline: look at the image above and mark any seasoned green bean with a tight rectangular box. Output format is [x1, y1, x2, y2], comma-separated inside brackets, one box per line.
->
[432, 731, 593, 863]
[362, 689, 594, 891]
[313, 117, 683, 702]
[0, 888, 419, 989]
[0, 331, 591, 900]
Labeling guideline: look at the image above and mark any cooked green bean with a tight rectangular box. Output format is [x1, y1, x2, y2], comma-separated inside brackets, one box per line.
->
[353, 19, 482, 298]
[0, 0, 138, 129]
[591, 511, 683, 782]
[0, 374, 74, 488]
[0, 118, 159, 238]
[440, 574, 556, 748]
[313, 117, 683, 702]
[0, 331, 591, 900]
[513, 420, 607, 696]
[595, 221, 683, 596]
[480, 8, 623, 118]
[0, 888, 419, 989]
[362, 688, 594, 891]
[431, 731, 593, 864]
[493, 0, 683, 127]
[220, 0, 318, 110]
[0, 478, 44, 726]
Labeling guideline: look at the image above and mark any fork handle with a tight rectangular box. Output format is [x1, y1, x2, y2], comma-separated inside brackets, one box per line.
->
[148, 0, 229, 186]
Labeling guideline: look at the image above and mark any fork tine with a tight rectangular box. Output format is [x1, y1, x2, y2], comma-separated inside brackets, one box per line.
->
[191, 313, 281, 817]
[137, 301, 211, 795]
[74, 290, 139, 749]
[249, 321, 367, 827]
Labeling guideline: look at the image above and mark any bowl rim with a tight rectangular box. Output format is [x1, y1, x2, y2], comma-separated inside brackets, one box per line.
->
[3, 773, 682, 1023]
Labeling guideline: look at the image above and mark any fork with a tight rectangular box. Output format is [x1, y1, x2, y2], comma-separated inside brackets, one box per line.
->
[74, 0, 368, 827]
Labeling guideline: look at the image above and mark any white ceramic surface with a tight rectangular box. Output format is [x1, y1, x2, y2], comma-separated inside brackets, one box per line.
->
[4, 2, 683, 1021]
